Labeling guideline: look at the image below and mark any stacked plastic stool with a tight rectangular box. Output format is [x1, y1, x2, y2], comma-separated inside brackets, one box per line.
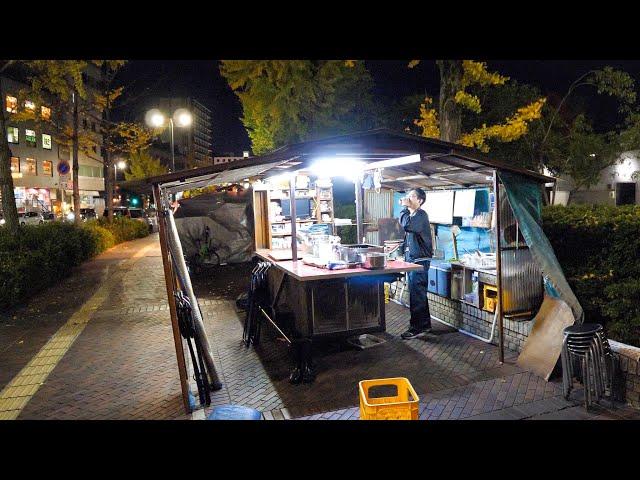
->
[561, 323, 615, 409]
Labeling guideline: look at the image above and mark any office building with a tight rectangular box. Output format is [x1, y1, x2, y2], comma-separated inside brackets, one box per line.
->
[152, 97, 213, 170]
[1, 68, 106, 216]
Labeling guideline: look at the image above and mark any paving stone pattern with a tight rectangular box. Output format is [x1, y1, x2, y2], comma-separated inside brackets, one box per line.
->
[4, 234, 637, 421]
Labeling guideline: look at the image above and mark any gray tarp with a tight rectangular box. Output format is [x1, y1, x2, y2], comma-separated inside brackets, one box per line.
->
[174, 192, 254, 264]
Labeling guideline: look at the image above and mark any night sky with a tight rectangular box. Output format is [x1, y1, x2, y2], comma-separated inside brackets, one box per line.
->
[113, 60, 640, 155]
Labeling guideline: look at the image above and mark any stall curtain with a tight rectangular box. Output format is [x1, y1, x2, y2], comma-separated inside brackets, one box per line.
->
[498, 171, 584, 323]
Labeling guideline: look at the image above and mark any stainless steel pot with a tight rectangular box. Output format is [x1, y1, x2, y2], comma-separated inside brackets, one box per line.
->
[362, 252, 387, 269]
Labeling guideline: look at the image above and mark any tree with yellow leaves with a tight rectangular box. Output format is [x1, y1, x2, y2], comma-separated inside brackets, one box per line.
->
[411, 60, 545, 151]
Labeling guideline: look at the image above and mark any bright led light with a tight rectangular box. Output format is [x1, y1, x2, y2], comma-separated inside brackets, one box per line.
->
[173, 108, 192, 127]
[310, 157, 365, 181]
[117, 160, 126, 169]
[67, 212, 75, 221]
[363, 154, 421, 170]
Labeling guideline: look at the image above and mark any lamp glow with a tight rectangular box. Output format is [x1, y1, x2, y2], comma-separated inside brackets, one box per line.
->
[117, 160, 126, 169]
[146, 109, 165, 128]
[173, 108, 192, 127]
[363, 154, 421, 170]
[310, 157, 364, 181]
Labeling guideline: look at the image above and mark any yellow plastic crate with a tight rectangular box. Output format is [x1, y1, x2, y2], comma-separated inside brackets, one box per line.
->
[358, 377, 420, 420]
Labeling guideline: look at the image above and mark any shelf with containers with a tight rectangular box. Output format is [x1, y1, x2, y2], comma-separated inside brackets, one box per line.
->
[251, 175, 336, 251]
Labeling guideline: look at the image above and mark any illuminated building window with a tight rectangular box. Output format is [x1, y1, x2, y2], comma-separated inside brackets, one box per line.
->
[5, 95, 17, 113]
[42, 160, 53, 176]
[41, 106, 51, 120]
[7, 126, 19, 144]
[42, 134, 52, 150]
[24, 100, 35, 111]
[10, 157, 20, 173]
[23, 158, 37, 175]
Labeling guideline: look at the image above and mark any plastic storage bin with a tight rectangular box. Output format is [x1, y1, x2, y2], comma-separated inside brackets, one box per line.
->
[358, 377, 420, 420]
[428, 261, 451, 297]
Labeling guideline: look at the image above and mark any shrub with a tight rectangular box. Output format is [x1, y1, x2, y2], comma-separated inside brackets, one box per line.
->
[0, 217, 149, 311]
[96, 217, 149, 243]
[542, 204, 640, 346]
[83, 221, 116, 255]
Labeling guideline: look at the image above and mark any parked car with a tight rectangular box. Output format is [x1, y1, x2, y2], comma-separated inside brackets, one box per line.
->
[145, 207, 159, 233]
[129, 207, 155, 233]
[18, 211, 44, 225]
[79, 208, 97, 221]
[42, 212, 57, 223]
[103, 207, 131, 219]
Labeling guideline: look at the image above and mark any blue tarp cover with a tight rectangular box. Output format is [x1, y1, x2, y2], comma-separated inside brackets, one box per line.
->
[499, 171, 583, 322]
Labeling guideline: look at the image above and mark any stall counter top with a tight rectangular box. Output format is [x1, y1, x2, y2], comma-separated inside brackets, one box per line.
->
[254, 249, 423, 282]
[448, 260, 497, 276]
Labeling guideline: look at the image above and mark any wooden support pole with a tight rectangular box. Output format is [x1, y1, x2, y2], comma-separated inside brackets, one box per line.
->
[153, 183, 191, 413]
[493, 170, 505, 364]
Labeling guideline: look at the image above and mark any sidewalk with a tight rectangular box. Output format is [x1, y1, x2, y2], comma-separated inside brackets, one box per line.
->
[0, 234, 185, 420]
[1, 233, 638, 420]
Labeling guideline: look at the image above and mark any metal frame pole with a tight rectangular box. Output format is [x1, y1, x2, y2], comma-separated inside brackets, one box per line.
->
[493, 170, 505, 364]
[355, 175, 363, 243]
[152, 183, 191, 413]
[169, 118, 175, 173]
[289, 175, 298, 262]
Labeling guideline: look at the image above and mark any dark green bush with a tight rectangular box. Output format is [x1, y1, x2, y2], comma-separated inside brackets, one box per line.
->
[0, 218, 148, 311]
[542, 204, 640, 346]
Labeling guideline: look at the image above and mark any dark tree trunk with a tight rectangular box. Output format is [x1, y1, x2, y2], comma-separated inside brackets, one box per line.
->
[437, 60, 464, 143]
[0, 76, 19, 234]
[104, 96, 114, 223]
[72, 89, 81, 225]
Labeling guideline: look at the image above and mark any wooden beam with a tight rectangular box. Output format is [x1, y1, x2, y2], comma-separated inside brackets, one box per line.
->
[153, 184, 192, 414]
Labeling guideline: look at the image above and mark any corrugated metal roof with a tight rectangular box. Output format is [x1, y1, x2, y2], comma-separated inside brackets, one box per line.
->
[147, 129, 555, 189]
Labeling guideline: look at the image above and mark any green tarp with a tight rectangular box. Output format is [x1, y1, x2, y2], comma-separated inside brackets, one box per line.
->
[499, 171, 583, 323]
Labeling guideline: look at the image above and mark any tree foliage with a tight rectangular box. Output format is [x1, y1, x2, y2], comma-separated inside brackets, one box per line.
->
[411, 60, 638, 190]
[412, 60, 545, 150]
[220, 60, 383, 154]
[123, 149, 168, 181]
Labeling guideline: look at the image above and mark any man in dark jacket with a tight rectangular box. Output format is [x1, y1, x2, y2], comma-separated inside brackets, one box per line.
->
[398, 188, 433, 339]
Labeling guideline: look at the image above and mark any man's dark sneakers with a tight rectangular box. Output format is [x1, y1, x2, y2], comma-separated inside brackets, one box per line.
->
[401, 328, 432, 339]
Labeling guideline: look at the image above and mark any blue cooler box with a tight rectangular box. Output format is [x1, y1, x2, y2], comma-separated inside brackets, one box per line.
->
[428, 261, 451, 298]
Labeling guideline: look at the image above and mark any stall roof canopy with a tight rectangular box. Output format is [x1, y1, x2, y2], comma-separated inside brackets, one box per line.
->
[148, 129, 555, 193]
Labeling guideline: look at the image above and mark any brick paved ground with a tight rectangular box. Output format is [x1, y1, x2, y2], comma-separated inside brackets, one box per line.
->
[3, 234, 639, 420]
[1, 235, 187, 420]
[193, 272, 640, 421]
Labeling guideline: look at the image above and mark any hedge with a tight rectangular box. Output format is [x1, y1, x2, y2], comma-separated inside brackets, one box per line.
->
[542, 204, 640, 346]
[0, 218, 149, 310]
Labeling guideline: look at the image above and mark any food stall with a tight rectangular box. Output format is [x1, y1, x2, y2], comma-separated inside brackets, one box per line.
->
[148, 129, 583, 414]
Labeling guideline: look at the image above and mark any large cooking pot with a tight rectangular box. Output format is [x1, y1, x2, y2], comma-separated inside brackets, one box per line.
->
[338, 244, 384, 263]
[362, 252, 387, 269]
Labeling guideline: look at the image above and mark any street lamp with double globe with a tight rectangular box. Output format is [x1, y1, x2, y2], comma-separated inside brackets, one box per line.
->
[145, 108, 193, 173]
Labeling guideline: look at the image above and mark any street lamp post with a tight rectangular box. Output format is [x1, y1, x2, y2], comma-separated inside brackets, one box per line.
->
[146, 108, 192, 173]
[114, 160, 126, 205]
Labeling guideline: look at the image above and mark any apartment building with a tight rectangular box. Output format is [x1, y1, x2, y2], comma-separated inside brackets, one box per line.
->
[213, 151, 250, 165]
[152, 97, 213, 169]
[2, 72, 105, 215]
